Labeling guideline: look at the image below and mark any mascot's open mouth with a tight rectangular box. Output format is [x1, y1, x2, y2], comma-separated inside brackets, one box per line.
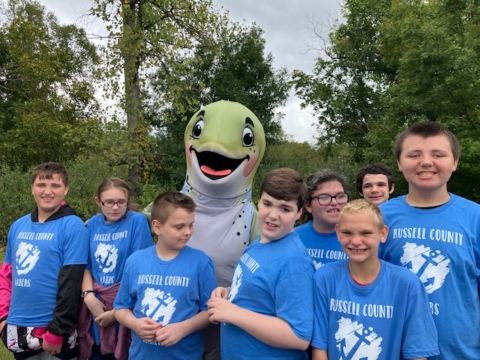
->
[190, 146, 249, 180]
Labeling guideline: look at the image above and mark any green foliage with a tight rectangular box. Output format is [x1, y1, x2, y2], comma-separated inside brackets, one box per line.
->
[0, 166, 34, 245]
[293, 0, 480, 201]
[0, 0, 101, 169]
[91, 0, 228, 194]
[148, 23, 291, 189]
[252, 141, 360, 202]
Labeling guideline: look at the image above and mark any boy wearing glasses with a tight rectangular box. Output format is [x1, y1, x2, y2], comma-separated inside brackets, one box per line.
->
[0, 162, 88, 359]
[295, 170, 349, 269]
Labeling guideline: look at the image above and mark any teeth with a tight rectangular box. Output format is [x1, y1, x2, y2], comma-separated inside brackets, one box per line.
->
[418, 172, 434, 176]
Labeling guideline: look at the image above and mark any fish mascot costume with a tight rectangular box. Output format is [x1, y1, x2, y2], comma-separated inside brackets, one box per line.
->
[182, 100, 265, 287]
[143, 100, 265, 358]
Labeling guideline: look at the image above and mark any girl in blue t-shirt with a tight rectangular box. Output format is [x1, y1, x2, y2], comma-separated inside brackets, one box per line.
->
[295, 169, 349, 269]
[79, 178, 153, 360]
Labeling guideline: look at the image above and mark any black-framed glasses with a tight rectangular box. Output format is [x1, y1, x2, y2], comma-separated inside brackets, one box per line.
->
[311, 193, 349, 206]
[101, 200, 128, 208]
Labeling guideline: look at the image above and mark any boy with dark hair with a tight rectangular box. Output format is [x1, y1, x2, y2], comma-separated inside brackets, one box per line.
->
[0, 162, 89, 359]
[312, 199, 438, 360]
[208, 168, 314, 360]
[114, 191, 217, 359]
[356, 163, 395, 205]
[380, 121, 480, 359]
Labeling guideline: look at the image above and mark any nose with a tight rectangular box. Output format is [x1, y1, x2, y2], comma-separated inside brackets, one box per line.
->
[420, 155, 433, 167]
[268, 207, 279, 219]
[350, 234, 363, 246]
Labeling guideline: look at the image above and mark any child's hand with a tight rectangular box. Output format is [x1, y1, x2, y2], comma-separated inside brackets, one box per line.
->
[133, 317, 162, 342]
[95, 309, 116, 327]
[210, 286, 230, 299]
[84, 295, 106, 317]
[207, 297, 237, 324]
[155, 322, 187, 347]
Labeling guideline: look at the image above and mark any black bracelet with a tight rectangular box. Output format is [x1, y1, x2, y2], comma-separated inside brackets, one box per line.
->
[81, 290, 95, 298]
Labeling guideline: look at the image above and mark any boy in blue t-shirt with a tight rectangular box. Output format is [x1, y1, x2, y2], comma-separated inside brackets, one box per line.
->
[208, 168, 315, 360]
[114, 191, 217, 359]
[379, 121, 480, 359]
[312, 199, 438, 360]
[0, 162, 89, 360]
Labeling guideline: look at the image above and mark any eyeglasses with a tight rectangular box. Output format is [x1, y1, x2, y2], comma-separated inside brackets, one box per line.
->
[101, 200, 128, 208]
[311, 193, 349, 206]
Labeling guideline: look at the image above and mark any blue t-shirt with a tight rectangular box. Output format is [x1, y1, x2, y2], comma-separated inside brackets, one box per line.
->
[114, 245, 217, 359]
[313, 260, 439, 359]
[295, 220, 348, 269]
[379, 194, 480, 359]
[87, 211, 152, 286]
[221, 232, 314, 360]
[5, 214, 88, 326]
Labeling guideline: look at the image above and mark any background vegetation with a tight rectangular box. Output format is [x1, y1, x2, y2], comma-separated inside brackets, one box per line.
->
[1, 0, 479, 247]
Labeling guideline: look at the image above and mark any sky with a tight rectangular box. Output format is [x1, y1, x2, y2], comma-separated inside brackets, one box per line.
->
[38, 0, 343, 143]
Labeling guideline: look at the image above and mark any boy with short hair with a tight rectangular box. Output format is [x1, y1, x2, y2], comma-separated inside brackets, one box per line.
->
[0, 162, 89, 359]
[114, 191, 217, 359]
[379, 121, 480, 359]
[208, 168, 315, 360]
[356, 163, 395, 205]
[312, 199, 438, 360]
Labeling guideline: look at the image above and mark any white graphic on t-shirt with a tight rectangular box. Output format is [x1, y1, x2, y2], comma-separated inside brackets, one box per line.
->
[15, 242, 40, 275]
[314, 261, 323, 270]
[335, 317, 382, 360]
[95, 243, 118, 273]
[141, 287, 177, 325]
[400, 242, 450, 294]
[228, 265, 243, 301]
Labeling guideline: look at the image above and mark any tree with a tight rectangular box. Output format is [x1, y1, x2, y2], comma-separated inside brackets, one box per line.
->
[0, 0, 101, 168]
[147, 23, 291, 189]
[292, 0, 480, 200]
[91, 0, 227, 195]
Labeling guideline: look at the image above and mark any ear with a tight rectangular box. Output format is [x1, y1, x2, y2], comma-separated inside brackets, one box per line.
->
[389, 184, 395, 194]
[304, 201, 313, 214]
[94, 196, 102, 206]
[452, 158, 459, 172]
[397, 160, 402, 172]
[295, 207, 302, 221]
[64, 185, 69, 197]
[152, 219, 162, 236]
[380, 225, 389, 244]
[335, 223, 341, 240]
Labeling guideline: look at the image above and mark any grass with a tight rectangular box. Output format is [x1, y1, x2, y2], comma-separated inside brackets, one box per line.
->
[0, 251, 13, 359]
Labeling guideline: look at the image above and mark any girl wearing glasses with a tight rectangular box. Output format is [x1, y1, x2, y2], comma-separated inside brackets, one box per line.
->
[79, 178, 153, 360]
[295, 170, 349, 270]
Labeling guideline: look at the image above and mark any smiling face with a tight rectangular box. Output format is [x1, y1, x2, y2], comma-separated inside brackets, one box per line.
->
[305, 180, 347, 234]
[258, 192, 301, 243]
[361, 174, 394, 205]
[336, 211, 388, 266]
[184, 101, 266, 198]
[153, 208, 195, 259]
[31, 174, 69, 221]
[397, 134, 458, 197]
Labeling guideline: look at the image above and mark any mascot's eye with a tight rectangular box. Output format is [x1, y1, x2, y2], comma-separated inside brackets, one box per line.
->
[242, 127, 254, 147]
[192, 120, 204, 139]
